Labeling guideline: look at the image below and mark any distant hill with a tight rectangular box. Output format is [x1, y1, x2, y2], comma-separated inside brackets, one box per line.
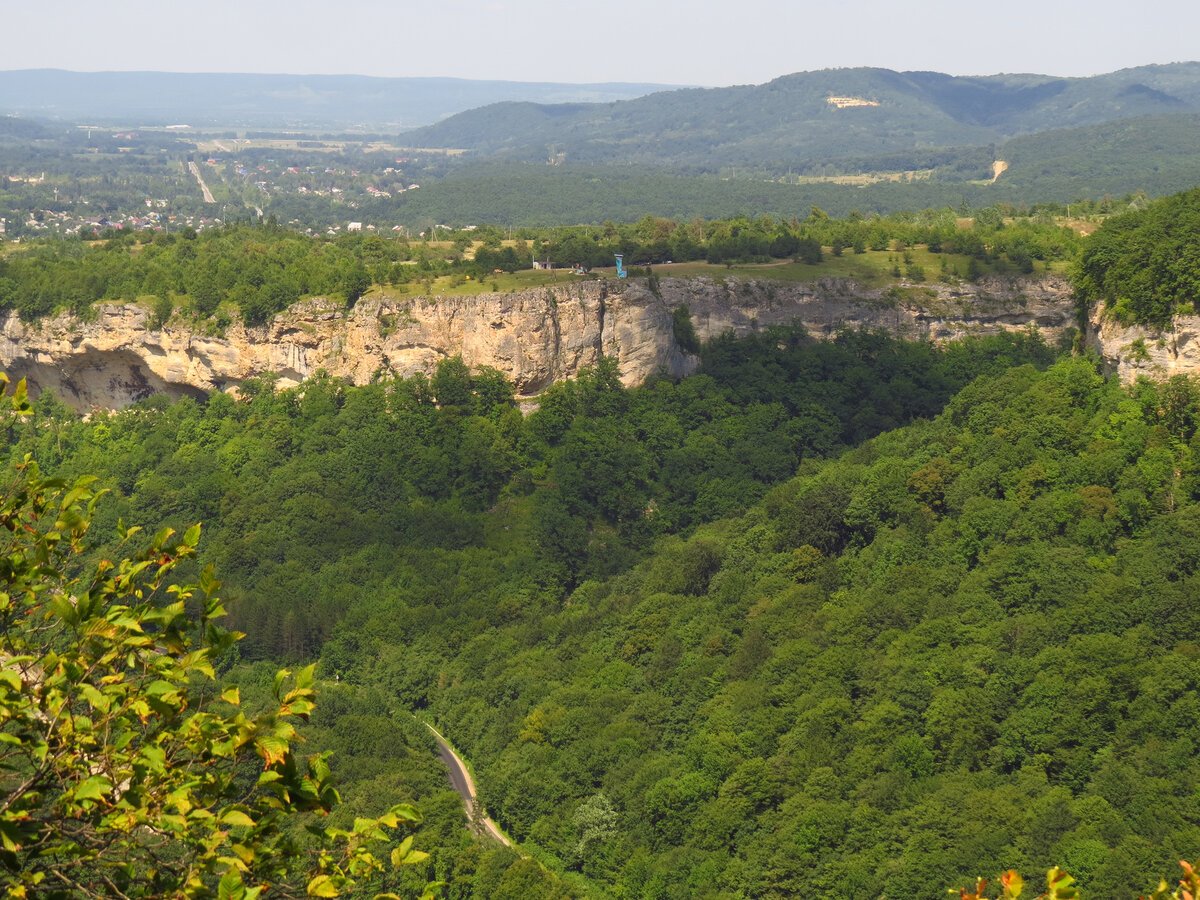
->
[403, 63, 1200, 172]
[5, 65, 1200, 229]
[371, 113, 1200, 225]
[0, 70, 679, 129]
[998, 113, 1200, 190]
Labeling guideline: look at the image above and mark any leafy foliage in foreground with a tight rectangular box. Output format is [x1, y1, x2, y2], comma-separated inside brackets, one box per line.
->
[953, 859, 1200, 900]
[0, 376, 428, 897]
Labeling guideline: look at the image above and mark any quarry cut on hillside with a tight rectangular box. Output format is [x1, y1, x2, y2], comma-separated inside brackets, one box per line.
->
[0, 275, 1082, 411]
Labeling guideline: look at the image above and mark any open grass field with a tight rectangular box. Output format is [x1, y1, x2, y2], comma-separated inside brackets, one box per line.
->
[777, 169, 936, 186]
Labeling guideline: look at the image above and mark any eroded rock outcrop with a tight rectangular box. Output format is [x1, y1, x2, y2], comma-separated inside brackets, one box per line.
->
[1085, 302, 1200, 383]
[0, 275, 1079, 411]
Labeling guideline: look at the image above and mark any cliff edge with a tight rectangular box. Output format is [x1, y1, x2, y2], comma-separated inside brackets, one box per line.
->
[0, 275, 1077, 411]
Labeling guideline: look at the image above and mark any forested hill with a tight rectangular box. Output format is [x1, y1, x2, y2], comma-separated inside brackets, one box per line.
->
[404, 63, 1200, 172]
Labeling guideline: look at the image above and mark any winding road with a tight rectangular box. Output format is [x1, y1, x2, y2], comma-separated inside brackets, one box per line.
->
[425, 723, 513, 848]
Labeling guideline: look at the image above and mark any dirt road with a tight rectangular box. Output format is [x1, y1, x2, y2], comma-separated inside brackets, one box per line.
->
[425, 723, 513, 848]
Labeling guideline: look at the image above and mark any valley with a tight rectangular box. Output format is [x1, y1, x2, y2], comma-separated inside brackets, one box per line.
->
[5, 47, 1200, 899]
[7, 67, 1200, 234]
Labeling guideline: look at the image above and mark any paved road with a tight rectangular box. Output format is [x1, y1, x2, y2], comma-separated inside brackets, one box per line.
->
[188, 161, 215, 203]
[425, 723, 513, 848]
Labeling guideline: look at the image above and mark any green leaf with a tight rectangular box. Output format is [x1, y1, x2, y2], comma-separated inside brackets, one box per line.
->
[306, 874, 340, 897]
[48, 593, 79, 626]
[200, 564, 221, 597]
[256, 735, 290, 766]
[61, 485, 95, 510]
[273, 668, 291, 698]
[183, 522, 202, 547]
[219, 810, 256, 829]
[152, 525, 176, 549]
[387, 803, 423, 825]
[10, 377, 30, 414]
[0, 818, 25, 852]
[1045, 867, 1078, 900]
[140, 743, 167, 773]
[295, 663, 316, 690]
[145, 679, 180, 698]
[73, 775, 112, 803]
[79, 682, 111, 713]
[218, 869, 247, 900]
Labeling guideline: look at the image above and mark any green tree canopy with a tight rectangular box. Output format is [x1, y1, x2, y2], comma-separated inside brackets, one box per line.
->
[1075, 186, 1200, 325]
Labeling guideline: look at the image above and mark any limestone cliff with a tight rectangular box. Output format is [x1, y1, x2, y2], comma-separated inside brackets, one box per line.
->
[0, 275, 1078, 411]
[1085, 302, 1200, 383]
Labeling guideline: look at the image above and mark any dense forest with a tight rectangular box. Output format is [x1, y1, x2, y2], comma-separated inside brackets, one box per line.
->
[1, 328, 1057, 897]
[6, 314, 1200, 895]
[1076, 186, 1200, 325]
[5, 188, 1200, 897]
[7, 329, 1055, 658]
[363, 354, 1200, 899]
[356, 161, 1193, 230]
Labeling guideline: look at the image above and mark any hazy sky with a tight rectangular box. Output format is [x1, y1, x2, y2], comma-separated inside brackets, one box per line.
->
[8, 0, 1199, 85]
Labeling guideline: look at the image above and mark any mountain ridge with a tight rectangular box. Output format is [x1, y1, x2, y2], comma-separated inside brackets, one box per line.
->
[403, 63, 1200, 172]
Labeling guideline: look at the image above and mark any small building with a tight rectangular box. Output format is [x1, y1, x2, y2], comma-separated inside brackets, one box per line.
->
[347, 221, 363, 232]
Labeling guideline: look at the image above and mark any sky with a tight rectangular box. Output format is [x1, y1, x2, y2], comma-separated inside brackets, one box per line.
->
[8, 0, 1200, 86]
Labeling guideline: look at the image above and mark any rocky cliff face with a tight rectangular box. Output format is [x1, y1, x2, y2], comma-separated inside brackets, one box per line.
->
[0, 275, 1078, 411]
[1085, 302, 1200, 383]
